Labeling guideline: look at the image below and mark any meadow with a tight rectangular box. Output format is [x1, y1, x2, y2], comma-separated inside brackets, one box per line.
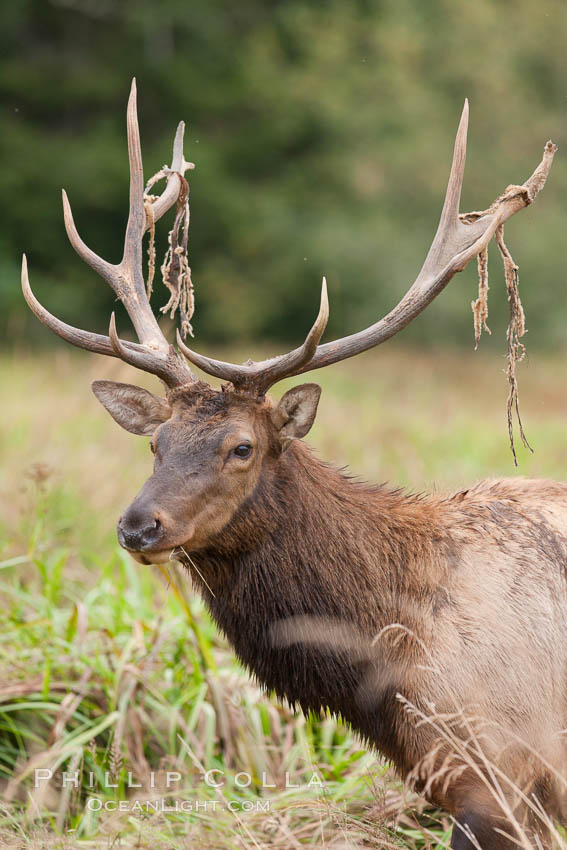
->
[2, 343, 567, 849]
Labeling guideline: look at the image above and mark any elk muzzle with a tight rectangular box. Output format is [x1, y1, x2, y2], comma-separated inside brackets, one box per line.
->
[118, 504, 168, 555]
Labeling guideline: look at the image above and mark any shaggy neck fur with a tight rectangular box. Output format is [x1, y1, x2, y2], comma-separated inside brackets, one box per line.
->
[184, 441, 455, 773]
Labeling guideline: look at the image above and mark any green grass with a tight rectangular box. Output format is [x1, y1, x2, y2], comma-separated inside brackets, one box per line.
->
[2, 344, 567, 848]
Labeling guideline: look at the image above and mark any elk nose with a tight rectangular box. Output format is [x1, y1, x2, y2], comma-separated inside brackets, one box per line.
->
[117, 514, 165, 552]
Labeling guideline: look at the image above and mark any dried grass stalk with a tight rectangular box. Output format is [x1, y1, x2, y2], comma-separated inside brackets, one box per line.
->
[144, 167, 195, 339]
[159, 174, 194, 339]
[467, 222, 532, 465]
[495, 224, 532, 465]
[471, 246, 490, 349]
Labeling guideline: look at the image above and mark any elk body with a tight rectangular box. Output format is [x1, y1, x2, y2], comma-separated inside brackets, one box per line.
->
[23, 81, 562, 848]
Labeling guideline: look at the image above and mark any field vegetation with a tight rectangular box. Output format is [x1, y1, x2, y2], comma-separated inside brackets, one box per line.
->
[2, 346, 567, 848]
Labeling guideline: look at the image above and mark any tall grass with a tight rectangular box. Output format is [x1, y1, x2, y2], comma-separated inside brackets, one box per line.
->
[2, 346, 567, 848]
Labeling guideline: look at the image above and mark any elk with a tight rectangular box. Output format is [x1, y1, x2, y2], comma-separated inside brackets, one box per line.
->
[23, 81, 563, 848]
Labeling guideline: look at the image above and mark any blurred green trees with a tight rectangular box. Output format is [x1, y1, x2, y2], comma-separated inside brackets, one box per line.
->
[2, 0, 566, 352]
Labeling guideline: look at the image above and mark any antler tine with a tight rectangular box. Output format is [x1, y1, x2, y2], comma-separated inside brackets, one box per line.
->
[108, 313, 195, 384]
[22, 254, 116, 356]
[413, 99, 468, 289]
[437, 100, 468, 232]
[22, 255, 193, 386]
[256, 276, 329, 388]
[63, 176, 161, 357]
[297, 277, 329, 360]
[62, 190, 116, 285]
[148, 121, 195, 227]
[176, 278, 329, 394]
[113, 78, 170, 352]
[123, 79, 145, 265]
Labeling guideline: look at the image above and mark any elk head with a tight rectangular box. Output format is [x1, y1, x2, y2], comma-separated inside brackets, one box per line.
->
[91, 379, 322, 561]
[22, 80, 556, 564]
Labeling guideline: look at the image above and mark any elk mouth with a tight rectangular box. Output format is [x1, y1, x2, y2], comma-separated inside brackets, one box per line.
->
[121, 534, 196, 566]
[129, 548, 176, 566]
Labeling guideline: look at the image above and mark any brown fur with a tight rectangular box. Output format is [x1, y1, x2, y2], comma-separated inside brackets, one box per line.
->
[111, 384, 567, 848]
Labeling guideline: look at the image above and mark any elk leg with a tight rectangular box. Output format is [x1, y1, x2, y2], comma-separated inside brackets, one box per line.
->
[450, 810, 519, 849]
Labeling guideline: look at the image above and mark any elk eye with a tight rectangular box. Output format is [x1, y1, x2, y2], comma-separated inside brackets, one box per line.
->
[149, 441, 156, 455]
[233, 443, 252, 459]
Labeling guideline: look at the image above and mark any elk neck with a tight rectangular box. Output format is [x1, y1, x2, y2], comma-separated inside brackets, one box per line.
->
[183, 440, 455, 761]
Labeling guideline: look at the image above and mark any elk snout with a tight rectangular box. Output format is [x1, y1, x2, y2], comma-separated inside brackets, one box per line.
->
[117, 507, 166, 553]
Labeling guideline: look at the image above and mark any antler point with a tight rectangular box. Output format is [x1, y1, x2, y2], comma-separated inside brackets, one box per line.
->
[321, 277, 329, 310]
[21, 254, 30, 290]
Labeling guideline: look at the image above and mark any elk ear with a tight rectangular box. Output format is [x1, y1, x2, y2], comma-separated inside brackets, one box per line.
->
[271, 383, 321, 447]
[91, 380, 171, 436]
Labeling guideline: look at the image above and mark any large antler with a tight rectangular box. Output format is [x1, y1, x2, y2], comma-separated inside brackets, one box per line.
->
[177, 101, 556, 395]
[22, 79, 196, 388]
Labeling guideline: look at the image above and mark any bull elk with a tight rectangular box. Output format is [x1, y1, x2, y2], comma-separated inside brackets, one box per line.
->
[23, 81, 562, 848]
